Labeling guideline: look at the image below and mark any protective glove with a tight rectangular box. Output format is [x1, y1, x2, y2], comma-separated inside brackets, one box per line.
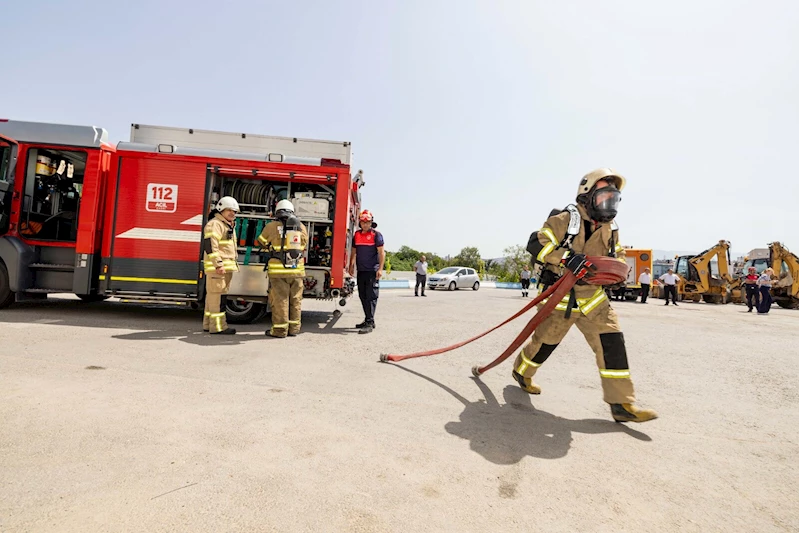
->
[561, 253, 596, 279]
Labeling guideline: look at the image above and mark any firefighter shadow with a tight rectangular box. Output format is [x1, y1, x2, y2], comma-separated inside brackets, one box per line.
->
[388, 366, 651, 465]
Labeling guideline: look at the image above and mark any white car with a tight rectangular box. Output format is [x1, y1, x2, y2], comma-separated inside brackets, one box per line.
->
[427, 266, 480, 291]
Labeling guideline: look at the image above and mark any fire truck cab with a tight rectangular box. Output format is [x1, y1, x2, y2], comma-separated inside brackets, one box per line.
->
[0, 119, 362, 323]
[0, 120, 115, 308]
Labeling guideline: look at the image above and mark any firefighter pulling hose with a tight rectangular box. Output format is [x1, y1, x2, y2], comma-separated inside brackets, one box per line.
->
[381, 169, 658, 424]
[380, 257, 625, 365]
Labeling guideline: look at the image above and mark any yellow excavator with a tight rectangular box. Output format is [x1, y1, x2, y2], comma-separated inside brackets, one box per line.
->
[673, 240, 736, 304]
[741, 242, 799, 309]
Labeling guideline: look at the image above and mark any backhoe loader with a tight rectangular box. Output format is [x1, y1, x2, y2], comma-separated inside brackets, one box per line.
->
[673, 240, 736, 304]
[749, 242, 799, 309]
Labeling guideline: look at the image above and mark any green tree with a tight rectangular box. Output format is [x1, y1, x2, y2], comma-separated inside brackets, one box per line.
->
[453, 246, 482, 270]
[488, 245, 532, 282]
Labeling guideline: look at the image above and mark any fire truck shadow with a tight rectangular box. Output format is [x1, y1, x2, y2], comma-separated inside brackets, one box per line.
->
[387, 365, 651, 465]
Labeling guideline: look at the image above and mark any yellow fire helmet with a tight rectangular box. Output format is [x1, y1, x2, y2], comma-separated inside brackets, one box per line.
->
[577, 168, 626, 197]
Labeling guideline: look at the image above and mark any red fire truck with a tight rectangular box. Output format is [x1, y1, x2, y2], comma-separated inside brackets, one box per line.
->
[0, 119, 362, 323]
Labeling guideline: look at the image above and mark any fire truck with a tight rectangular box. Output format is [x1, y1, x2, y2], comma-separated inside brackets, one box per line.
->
[0, 119, 362, 323]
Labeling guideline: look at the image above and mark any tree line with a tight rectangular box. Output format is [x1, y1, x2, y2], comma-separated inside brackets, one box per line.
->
[386, 244, 535, 282]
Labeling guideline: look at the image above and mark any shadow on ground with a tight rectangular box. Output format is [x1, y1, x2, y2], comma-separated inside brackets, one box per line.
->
[388, 365, 651, 465]
[0, 298, 352, 345]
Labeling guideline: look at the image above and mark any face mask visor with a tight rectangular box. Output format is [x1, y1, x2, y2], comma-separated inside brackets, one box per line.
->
[589, 186, 621, 222]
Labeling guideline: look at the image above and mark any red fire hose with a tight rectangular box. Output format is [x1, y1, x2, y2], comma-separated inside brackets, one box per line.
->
[379, 256, 628, 376]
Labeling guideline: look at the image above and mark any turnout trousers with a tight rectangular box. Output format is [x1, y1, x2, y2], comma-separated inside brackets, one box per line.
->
[269, 276, 304, 337]
[512, 301, 636, 404]
[204, 273, 233, 333]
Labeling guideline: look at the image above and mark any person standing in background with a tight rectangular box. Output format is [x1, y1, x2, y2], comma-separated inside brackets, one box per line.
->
[659, 268, 680, 306]
[757, 268, 774, 314]
[743, 266, 760, 313]
[414, 255, 428, 297]
[520, 265, 532, 297]
[349, 210, 385, 334]
[638, 267, 651, 304]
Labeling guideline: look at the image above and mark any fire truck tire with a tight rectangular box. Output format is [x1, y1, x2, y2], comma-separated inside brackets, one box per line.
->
[0, 261, 13, 309]
[77, 294, 109, 303]
[225, 300, 267, 324]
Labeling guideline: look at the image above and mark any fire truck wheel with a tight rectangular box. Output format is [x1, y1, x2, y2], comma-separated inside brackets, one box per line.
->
[77, 294, 109, 303]
[225, 299, 267, 324]
[0, 261, 13, 309]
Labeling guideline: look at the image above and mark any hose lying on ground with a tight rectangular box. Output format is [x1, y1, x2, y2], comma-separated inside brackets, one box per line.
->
[379, 256, 628, 376]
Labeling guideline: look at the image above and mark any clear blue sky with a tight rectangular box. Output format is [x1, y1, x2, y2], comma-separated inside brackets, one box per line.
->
[3, 0, 797, 258]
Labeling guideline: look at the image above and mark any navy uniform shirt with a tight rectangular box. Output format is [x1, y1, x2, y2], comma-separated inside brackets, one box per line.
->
[353, 230, 384, 272]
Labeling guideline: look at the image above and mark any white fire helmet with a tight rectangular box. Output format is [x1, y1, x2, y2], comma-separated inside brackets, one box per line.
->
[216, 196, 240, 213]
[275, 199, 295, 213]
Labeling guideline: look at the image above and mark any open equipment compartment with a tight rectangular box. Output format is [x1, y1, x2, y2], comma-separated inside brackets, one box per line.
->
[206, 165, 339, 306]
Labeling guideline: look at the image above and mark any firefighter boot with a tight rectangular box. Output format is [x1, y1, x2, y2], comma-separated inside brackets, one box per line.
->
[610, 403, 658, 423]
[512, 370, 541, 395]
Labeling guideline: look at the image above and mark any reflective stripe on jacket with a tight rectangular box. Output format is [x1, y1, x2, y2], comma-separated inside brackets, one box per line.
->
[203, 214, 239, 274]
[534, 204, 625, 306]
[258, 220, 309, 278]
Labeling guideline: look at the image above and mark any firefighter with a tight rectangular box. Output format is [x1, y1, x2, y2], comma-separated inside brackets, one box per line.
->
[516, 168, 658, 423]
[202, 196, 240, 335]
[258, 199, 308, 338]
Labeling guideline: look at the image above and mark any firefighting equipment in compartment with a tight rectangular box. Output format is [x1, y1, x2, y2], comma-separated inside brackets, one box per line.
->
[576, 168, 625, 224]
[216, 196, 240, 213]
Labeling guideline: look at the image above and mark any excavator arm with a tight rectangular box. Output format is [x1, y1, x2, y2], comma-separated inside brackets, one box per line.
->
[677, 240, 735, 303]
[769, 242, 799, 309]
[686, 240, 732, 292]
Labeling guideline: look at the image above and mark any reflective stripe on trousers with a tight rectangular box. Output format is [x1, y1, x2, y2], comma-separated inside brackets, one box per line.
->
[540, 286, 607, 315]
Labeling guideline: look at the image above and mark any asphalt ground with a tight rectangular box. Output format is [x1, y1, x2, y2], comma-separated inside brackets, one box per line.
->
[1, 289, 797, 532]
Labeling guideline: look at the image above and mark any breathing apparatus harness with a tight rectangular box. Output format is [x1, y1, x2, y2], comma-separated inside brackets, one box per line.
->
[263, 209, 304, 271]
[526, 204, 619, 318]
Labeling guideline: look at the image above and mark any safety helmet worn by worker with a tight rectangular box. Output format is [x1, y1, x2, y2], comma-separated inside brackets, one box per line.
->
[275, 199, 295, 220]
[359, 210, 373, 222]
[576, 168, 626, 223]
[216, 196, 240, 213]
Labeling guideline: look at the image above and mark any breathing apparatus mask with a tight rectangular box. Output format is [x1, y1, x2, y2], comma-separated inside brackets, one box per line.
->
[580, 183, 621, 223]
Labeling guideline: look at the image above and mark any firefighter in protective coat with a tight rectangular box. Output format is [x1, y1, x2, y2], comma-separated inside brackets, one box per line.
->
[258, 199, 309, 338]
[202, 196, 240, 335]
[516, 168, 658, 423]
